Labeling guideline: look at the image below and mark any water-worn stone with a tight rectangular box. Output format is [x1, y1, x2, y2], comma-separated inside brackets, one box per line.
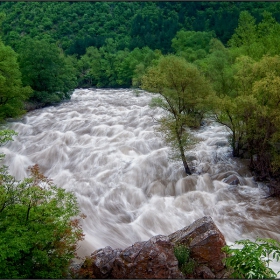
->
[80, 246, 122, 278]
[195, 265, 216, 279]
[215, 268, 232, 279]
[169, 216, 226, 273]
[224, 174, 240, 185]
[111, 235, 183, 279]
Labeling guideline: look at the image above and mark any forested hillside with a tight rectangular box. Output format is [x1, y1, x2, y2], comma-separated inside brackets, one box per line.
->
[1, 1, 280, 190]
[1, 2, 280, 55]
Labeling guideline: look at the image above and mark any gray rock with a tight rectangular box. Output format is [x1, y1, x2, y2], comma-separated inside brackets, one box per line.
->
[80, 246, 122, 278]
[195, 265, 216, 279]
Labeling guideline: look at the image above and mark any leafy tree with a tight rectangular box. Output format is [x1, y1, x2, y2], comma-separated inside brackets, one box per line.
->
[17, 38, 77, 106]
[0, 39, 32, 121]
[1, 1, 280, 58]
[116, 47, 162, 87]
[0, 162, 85, 278]
[228, 11, 280, 60]
[211, 54, 280, 188]
[141, 55, 213, 174]
[257, 12, 280, 57]
[228, 11, 258, 49]
[195, 38, 237, 98]
[171, 30, 215, 62]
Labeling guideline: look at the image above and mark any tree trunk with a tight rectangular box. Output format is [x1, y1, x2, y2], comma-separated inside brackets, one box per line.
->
[182, 157, 192, 175]
[176, 130, 192, 175]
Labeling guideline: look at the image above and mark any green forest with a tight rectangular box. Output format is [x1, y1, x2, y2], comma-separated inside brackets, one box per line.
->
[1, 1, 280, 278]
[1, 1, 279, 185]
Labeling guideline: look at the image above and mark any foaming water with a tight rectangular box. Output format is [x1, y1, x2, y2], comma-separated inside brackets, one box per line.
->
[1, 89, 280, 270]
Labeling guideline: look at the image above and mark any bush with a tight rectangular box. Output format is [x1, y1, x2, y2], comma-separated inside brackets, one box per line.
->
[223, 238, 280, 279]
[174, 243, 196, 275]
[0, 131, 85, 278]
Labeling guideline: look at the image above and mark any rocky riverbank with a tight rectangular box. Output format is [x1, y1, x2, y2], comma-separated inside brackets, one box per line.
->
[70, 216, 230, 279]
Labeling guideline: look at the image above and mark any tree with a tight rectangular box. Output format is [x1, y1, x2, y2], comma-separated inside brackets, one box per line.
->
[171, 30, 215, 62]
[195, 38, 236, 98]
[228, 11, 260, 58]
[0, 131, 85, 278]
[78, 46, 102, 87]
[227, 11, 280, 60]
[18, 38, 77, 106]
[0, 39, 32, 121]
[141, 55, 213, 175]
[211, 54, 280, 189]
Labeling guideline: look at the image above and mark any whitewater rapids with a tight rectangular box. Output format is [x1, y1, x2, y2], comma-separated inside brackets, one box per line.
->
[1, 89, 279, 272]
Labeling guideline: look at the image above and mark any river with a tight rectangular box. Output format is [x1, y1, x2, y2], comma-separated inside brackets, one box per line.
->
[1, 89, 280, 273]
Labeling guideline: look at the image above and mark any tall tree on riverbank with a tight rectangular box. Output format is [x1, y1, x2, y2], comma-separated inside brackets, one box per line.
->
[0, 39, 32, 121]
[141, 55, 213, 175]
[17, 38, 77, 107]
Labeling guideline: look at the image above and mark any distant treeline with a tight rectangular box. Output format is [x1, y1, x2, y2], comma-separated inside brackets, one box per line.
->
[1, 2, 280, 55]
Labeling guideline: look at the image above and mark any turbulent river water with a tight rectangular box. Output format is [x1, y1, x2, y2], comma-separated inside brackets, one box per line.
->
[1, 89, 280, 272]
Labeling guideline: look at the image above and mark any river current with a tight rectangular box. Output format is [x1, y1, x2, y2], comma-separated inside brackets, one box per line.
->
[1, 89, 280, 272]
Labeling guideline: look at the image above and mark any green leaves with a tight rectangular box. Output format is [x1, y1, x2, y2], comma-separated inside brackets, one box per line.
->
[142, 55, 213, 174]
[223, 238, 280, 279]
[0, 163, 85, 278]
[18, 38, 77, 106]
[0, 40, 32, 121]
[172, 30, 215, 62]
[174, 243, 196, 276]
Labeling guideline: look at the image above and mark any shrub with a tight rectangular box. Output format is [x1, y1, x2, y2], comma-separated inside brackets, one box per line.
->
[223, 238, 280, 279]
[174, 243, 196, 275]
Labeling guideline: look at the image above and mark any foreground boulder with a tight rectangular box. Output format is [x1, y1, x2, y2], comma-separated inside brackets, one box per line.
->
[76, 216, 227, 278]
[169, 216, 226, 274]
[111, 235, 183, 279]
[78, 246, 122, 278]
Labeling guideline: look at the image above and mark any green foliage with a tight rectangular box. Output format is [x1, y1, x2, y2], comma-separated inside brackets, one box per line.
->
[17, 38, 77, 106]
[174, 243, 196, 275]
[211, 54, 280, 182]
[174, 243, 190, 266]
[228, 11, 258, 51]
[77, 45, 162, 88]
[141, 55, 213, 174]
[195, 38, 237, 98]
[172, 30, 215, 62]
[228, 11, 280, 60]
[0, 129, 17, 160]
[0, 163, 85, 278]
[0, 131, 85, 278]
[0, 39, 32, 121]
[223, 238, 280, 279]
[0, 129, 17, 146]
[0, 2, 279, 56]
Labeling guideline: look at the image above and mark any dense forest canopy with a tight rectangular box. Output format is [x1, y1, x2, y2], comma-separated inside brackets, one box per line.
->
[1, 1, 280, 186]
[1, 1, 280, 55]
